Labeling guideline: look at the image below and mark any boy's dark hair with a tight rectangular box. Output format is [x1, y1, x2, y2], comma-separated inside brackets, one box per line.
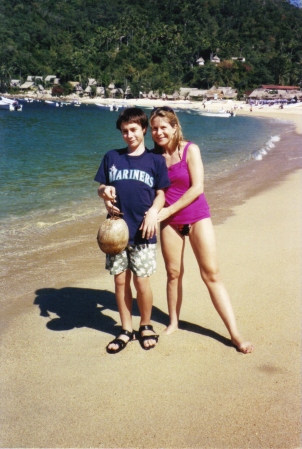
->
[116, 107, 148, 131]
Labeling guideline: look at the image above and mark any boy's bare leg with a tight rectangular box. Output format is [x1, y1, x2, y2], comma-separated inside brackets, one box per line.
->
[133, 275, 157, 349]
[107, 269, 133, 351]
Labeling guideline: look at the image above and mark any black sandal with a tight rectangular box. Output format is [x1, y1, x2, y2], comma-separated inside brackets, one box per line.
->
[139, 325, 159, 350]
[106, 329, 134, 354]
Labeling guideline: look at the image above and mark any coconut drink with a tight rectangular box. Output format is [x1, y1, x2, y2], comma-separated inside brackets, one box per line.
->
[97, 214, 129, 255]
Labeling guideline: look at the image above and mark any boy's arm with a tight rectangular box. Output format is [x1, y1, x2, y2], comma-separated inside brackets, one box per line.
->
[140, 189, 165, 240]
[98, 184, 120, 214]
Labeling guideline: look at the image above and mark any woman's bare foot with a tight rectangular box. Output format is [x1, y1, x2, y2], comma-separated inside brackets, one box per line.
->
[163, 323, 179, 335]
[231, 337, 254, 354]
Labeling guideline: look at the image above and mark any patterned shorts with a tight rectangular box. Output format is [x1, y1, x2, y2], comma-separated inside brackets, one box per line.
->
[105, 244, 157, 277]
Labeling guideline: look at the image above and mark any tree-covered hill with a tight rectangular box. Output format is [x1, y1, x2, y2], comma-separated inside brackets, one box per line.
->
[1, 0, 301, 95]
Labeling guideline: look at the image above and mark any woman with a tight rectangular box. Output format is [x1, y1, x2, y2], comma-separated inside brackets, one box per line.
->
[150, 107, 254, 354]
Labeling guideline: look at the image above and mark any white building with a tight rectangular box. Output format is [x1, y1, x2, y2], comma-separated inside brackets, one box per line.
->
[196, 57, 205, 66]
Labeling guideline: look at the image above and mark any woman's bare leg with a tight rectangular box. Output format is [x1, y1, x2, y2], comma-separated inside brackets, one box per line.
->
[160, 223, 185, 334]
[189, 218, 254, 354]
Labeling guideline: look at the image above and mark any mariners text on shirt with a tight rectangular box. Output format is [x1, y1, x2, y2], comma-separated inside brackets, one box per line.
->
[109, 165, 154, 187]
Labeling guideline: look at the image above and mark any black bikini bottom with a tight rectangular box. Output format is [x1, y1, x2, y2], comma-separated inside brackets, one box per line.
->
[173, 224, 191, 236]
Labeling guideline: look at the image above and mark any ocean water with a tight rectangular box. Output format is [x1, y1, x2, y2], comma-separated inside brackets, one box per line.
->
[1, 100, 301, 315]
[0, 102, 286, 224]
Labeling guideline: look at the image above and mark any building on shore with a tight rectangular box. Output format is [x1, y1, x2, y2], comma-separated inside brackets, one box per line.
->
[179, 86, 237, 100]
[231, 56, 246, 62]
[10, 80, 21, 88]
[248, 85, 301, 101]
[196, 57, 205, 66]
[44, 75, 60, 84]
[210, 54, 220, 64]
[20, 81, 35, 90]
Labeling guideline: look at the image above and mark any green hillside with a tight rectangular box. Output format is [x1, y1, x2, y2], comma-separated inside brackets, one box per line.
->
[1, 0, 301, 95]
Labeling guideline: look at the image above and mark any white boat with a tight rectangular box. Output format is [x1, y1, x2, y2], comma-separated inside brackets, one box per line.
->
[45, 100, 60, 106]
[19, 97, 33, 103]
[0, 100, 10, 110]
[9, 103, 23, 111]
[96, 103, 121, 111]
[95, 103, 109, 109]
[0, 97, 22, 111]
[198, 110, 235, 118]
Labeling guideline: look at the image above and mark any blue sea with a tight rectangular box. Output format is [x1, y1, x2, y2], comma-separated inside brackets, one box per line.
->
[0, 102, 288, 223]
[0, 100, 299, 310]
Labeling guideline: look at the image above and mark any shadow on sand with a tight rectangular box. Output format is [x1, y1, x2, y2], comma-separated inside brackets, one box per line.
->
[34, 287, 233, 347]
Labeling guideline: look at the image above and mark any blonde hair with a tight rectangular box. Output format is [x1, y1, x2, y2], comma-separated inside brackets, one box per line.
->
[150, 107, 184, 153]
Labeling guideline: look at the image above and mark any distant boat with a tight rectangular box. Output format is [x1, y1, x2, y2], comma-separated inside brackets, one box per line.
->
[72, 100, 81, 107]
[19, 97, 33, 103]
[0, 97, 22, 111]
[45, 100, 62, 107]
[198, 110, 235, 118]
[95, 103, 125, 111]
[9, 103, 23, 111]
[0, 100, 10, 110]
[95, 103, 109, 110]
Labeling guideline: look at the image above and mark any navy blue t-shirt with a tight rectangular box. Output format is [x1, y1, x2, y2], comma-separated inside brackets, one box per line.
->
[94, 148, 170, 245]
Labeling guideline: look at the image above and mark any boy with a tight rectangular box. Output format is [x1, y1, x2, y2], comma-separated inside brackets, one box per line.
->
[94, 108, 170, 353]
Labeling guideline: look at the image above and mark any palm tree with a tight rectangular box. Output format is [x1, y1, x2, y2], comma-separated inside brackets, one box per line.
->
[0, 64, 14, 92]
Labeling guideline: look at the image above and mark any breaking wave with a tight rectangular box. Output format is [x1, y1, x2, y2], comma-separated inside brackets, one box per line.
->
[250, 135, 281, 161]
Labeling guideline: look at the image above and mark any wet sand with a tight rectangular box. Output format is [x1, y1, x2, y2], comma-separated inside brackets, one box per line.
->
[1, 105, 302, 448]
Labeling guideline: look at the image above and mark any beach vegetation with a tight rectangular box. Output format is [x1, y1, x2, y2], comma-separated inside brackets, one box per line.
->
[0, 0, 301, 95]
[61, 82, 76, 96]
[90, 85, 97, 98]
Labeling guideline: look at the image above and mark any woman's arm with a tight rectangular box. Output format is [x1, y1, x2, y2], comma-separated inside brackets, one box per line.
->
[140, 189, 165, 239]
[157, 143, 204, 222]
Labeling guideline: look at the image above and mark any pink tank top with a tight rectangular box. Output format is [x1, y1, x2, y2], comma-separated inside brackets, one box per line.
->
[165, 142, 210, 225]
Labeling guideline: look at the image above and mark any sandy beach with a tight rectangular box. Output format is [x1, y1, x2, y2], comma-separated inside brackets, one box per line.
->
[1, 100, 302, 448]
